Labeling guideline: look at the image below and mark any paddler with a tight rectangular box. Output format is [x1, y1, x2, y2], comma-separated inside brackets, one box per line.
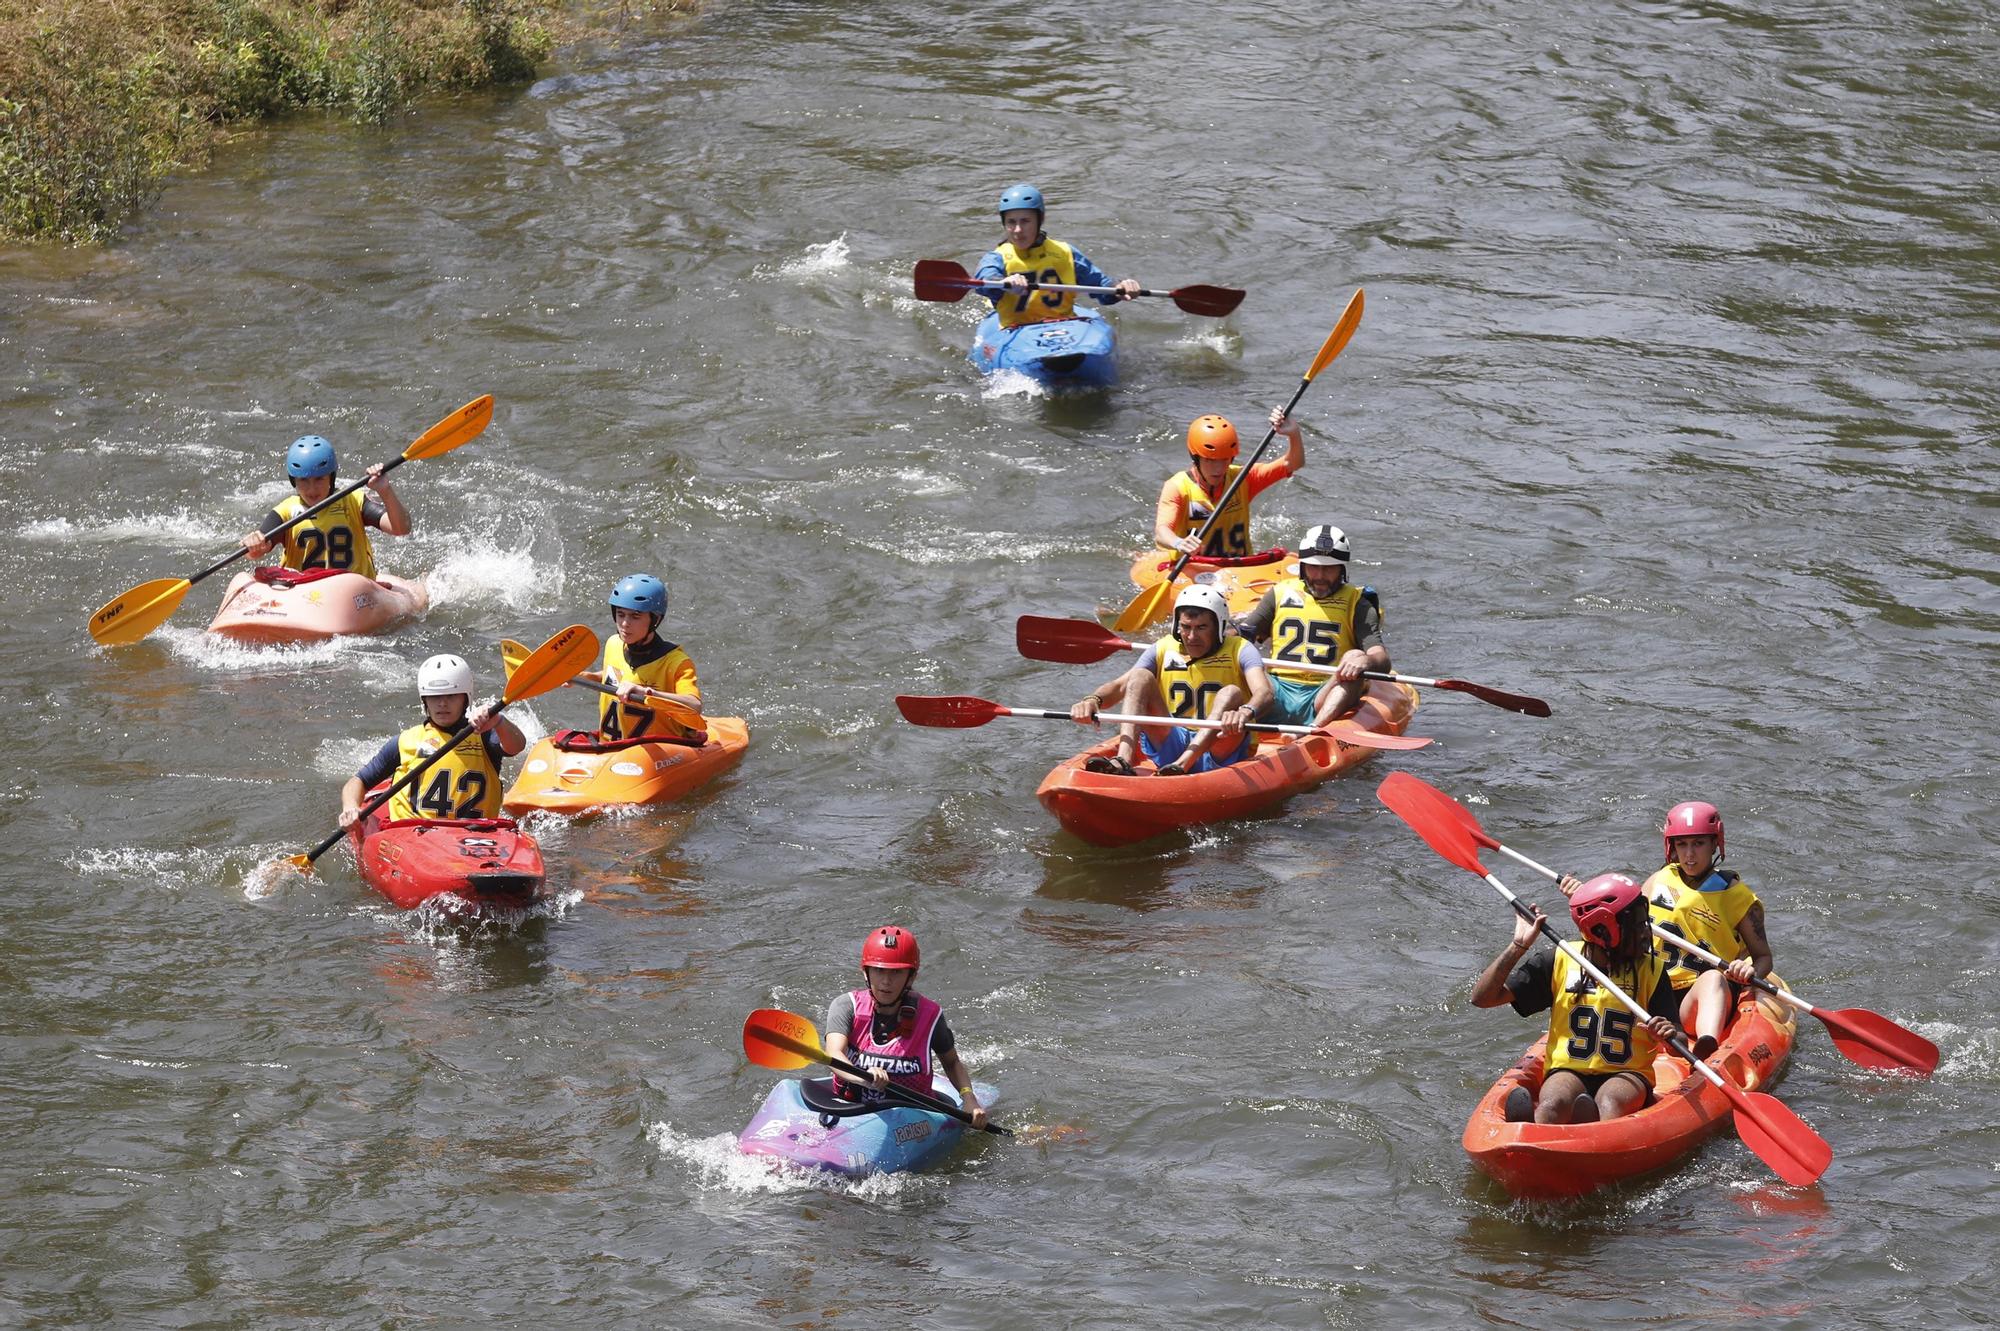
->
[574, 574, 704, 741]
[974, 182, 1139, 326]
[1068, 585, 1273, 777]
[1471, 873, 1684, 1125]
[825, 927, 988, 1130]
[241, 434, 410, 577]
[1232, 524, 1389, 727]
[1152, 408, 1305, 559]
[338, 654, 524, 827]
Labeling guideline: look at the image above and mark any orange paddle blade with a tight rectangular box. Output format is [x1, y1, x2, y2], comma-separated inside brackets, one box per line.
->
[743, 1009, 828, 1071]
[1305, 289, 1364, 380]
[1729, 1087, 1833, 1187]
[1376, 773, 1491, 877]
[1111, 577, 1176, 636]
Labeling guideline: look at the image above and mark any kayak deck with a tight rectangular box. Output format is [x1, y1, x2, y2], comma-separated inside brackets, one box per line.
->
[209, 568, 426, 644]
[970, 309, 1116, 388]
[347, 804, 548, 915]
[738, 1073, 997, 1177]
[501, 716, 750, 816]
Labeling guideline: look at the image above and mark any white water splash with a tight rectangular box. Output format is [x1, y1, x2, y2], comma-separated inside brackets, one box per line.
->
[645, 1121, 917, 1200]
[979, 368, 1048, 401]
[20, 508, 240, 546]
[1168, 326, 1242, 357]
[424, 534, 561, 616]
[773, 234, 851, 279]
[153, 624, 369, 674]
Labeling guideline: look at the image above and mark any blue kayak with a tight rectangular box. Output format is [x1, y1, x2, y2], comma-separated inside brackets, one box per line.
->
[738, 1074, 998, 1177]
[969, 309, 1116, 388]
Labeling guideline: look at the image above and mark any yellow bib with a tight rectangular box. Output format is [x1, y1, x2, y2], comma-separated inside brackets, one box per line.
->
[995, 237, 1081, 328]
[386, 722, 501, 822]
[1545, 945, 1667, 1081]
[1162, 467, 1252, 558]
[598, 637, 701, 740]
[1645, 865, 1761, 990]
[1153, 632, 1250, 720]
[1267, 579, 1372, 685]
[274, 491, 376, 580]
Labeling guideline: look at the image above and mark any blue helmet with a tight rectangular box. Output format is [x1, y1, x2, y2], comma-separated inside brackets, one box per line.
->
[998, 183, 1045, 216]
[608, 573, 667, 618]
[286, 435, 337, 480]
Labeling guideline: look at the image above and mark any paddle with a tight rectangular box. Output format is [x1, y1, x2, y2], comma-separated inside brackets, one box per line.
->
[1375, 774, 1833, 1187]
[894, 693, 1431, 752]
[1378, 773, 1937, 1077]
[742, 1008, 1011, 1135]
[497, 637, 705, 733]
[912, 258, 1244, 318]
[1015, 615, 1552, 717]
[89, 395, 496, 646]
[1113, 290, 1365, 635]
[281, 623, 598, 873]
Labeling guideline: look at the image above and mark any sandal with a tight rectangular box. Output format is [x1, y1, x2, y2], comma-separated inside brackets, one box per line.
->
[1154, 761, 1189, 778]
[1083, 755, 1136, 776]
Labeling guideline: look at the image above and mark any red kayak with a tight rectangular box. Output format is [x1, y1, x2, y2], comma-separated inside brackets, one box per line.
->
[346, 801, 548, 915]
[1462, 979, 1799, 1199]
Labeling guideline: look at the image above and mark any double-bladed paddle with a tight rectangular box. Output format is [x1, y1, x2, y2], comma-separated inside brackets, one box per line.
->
[912, 258, 1243, 318]
[497, 637, 705, 733]
[894, 693, 1431, 752]
[280, 624, 598, 873]
[1015, 615, 1552, 717]
[1374, 771, 1834, 1187]
[89, 395, 495, 646]
[1378, 772, 1936, 1077]
[742, 1008, 1010, 1135]
[1113, 290, 1364, 634]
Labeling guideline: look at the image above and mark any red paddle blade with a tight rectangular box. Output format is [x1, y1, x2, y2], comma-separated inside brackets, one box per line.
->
[1817, 1007, 1940, 1077]
[1376, 774, 1490, 876]
[1319, 721, 1433, 752]
[742, 1009, 825, 1071]
[1016, 615, 1131, 664]
[1730, 1087, 1833, 1187]
[913, 258, 976, 302]
[1433, 678, 1553, 718]
[1170, 284, 1245, 318]
[895, 694, 1005, 728]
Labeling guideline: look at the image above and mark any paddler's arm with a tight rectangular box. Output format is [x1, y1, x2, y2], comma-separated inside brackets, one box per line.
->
[1266, 407, 1304, 476]
[1231, 590, 1277, 647]
[1235, 649, 1274, 732]
[973, 250, 1011, 302]
[823, 994, 888, 1091]
[1471, 905, 1544, 1007]
[1732, 902, 1773, 983]
[242, 507, 286, 559]
[1152, 476, 1200, 554]
[1071, 657, 1149, 725]
[1337, 597, 1390, 682]
[338, 738, 400, 828]
[1071, 249, 1139, 303]
[363, 463, 411, 537]
[936, 1041, 987, 1130]
[470, 703, 525, 757]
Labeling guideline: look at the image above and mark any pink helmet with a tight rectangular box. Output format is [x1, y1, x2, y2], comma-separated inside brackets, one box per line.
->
[1662, 800, 1724, 862]
[1570, 873, 1645, 950]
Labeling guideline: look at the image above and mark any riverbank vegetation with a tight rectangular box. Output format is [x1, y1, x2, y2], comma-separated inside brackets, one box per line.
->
[0, 1, 650, 244]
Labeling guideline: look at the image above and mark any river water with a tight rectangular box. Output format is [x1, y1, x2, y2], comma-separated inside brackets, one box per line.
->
[3, 1, 1997, 1326]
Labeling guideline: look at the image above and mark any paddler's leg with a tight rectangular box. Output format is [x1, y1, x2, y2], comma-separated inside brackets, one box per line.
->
[1592, 1070, 1652, 1122]
[1115, 669, 1172, 770]
[1310, 675, 1363, 727]
[1679, 970, 1731, 1059]
[1535, 1069, 1590, 1124]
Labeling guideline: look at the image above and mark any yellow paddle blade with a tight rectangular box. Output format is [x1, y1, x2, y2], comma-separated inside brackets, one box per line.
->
[88, 577, 192, 646]
[1304, 288, 1364, 382]
[282, 852, 314, 873]
[1111, 576, 1176, 636]
[742, 1008, 828, 1071]
[499, 637, 532, 673]
[500, 624, 599, 704]
[404, 394, 494, 462]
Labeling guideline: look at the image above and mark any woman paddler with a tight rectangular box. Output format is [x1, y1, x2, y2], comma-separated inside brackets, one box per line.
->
[339, 654, 524, 827]
[824, 927, 988, 1130]
[241, 434, 410, 576]
[576, 574, 704, 742]
[974, 182, 1139, 327]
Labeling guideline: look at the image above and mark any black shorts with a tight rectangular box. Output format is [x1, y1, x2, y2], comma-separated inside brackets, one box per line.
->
[1547, 1067, 1652, 1098]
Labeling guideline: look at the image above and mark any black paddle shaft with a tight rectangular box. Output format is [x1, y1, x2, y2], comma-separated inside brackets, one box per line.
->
[192, 453, 414, 587]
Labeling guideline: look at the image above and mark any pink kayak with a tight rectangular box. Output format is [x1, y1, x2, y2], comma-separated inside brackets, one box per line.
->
[208, 566, 426, 643]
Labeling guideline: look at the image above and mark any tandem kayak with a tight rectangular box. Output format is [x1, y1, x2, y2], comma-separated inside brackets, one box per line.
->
[1126, 546, 1294, 620]
[501, 718, 750, 816]
[1036, 680, 1420, 847]
[209, 566, 426, 644]
[970, 309, 1116, 388]
[346, 800, 549, 915]
[1462, 978, 1799, 1200]
[738, 1074, 998, 1177]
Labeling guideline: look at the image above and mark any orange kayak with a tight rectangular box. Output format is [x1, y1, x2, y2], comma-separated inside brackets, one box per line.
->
[1035, 680, 1418, 846]
[1125, 547, 1296, 620]
[501, 717, 749, 816]
[209, 566, 426, 643]
[1462, 979, 1799, 1199]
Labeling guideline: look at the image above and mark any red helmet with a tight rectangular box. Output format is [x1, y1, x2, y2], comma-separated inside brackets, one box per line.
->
[1570, 873, 1645, 950]
[1661, 800, 1724, 862]
[861, 926, 920, 971]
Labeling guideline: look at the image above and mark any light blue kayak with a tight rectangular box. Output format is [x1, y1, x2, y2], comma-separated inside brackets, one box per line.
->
[738, 1074, 998, 1177]
[968, 309, 1116, 388]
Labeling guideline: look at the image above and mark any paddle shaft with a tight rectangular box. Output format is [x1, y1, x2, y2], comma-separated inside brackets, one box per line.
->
[499, 639, 703, 727]
[1156, 382, 1311, 593]
[298, 703, 507, 866]
[1014, 704, 1320, 738]
[199, 456, 415, 589]
[749, 1021, 1007, 1134]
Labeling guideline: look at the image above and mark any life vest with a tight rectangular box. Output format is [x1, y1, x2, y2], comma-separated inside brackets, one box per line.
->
[1162, 466, 1253, 558]
[1645, 864, 1761, 990]
[598, 636, 701, 741]
[993, 236, 1081, 328]
[1153, 631, 1252, 721]
[385, 722, 502, 822]
[1266, 579, 1377, 686]
[272, 491, 376, 580]
[1544, 944, 1668, 1082]
[845, 988, 943, 1098]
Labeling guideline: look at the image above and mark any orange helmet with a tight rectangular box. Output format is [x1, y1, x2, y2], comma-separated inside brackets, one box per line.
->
[1186, 415, 1239, 461]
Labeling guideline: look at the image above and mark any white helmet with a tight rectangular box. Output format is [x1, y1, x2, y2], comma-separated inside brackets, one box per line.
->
[1172, 585, 1230, 636]
[417, 653, 476, 699]
[1298, 525, 1350, 567]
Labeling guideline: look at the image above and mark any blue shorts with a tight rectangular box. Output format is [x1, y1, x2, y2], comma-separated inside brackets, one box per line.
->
[1266, 675, 1325, 727]
[1140, 725, 1248, 773]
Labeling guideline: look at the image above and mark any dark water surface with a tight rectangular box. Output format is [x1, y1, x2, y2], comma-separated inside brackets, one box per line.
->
[3, 1, 1997, 1326]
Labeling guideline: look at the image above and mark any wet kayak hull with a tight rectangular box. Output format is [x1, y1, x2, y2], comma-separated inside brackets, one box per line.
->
[347, 805, 549, 915]
[970, 309, 1115, 388]
[209, 569, 426, 643]
[738, 1074, 997, 1177]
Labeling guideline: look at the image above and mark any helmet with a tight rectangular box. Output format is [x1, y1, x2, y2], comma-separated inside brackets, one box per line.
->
[417, 653, 475, 699]
[286, 435, 337, 480]
[607, 573, 668, 618]
[862, 926, 920, 971]
[997, 183, 1045, 216]
[1570, 872, 1646, 950]
[1297, 524, 1351, 567]
[1662, 800, 1724, 862]
[1186, 415, 1239, 461]
[1172, 585, 1230, 638]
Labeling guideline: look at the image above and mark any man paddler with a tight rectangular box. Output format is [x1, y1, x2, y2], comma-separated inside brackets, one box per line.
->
[1233, 524, 1389, 727]
[975, 182, 1139, 326]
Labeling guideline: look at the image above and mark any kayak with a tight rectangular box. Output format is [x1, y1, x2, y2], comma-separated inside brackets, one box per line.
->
[1462, 977, 1799, 1200]
[346, 798, 549, 915]
[738, 1074, 998, 1177]
[501, 717, 750, 816]
[1126, 546, 1295, 620]
[209, 566, 426, 644]
[1036, 679, 1420, 847]
[969, 308, 1115, 388]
